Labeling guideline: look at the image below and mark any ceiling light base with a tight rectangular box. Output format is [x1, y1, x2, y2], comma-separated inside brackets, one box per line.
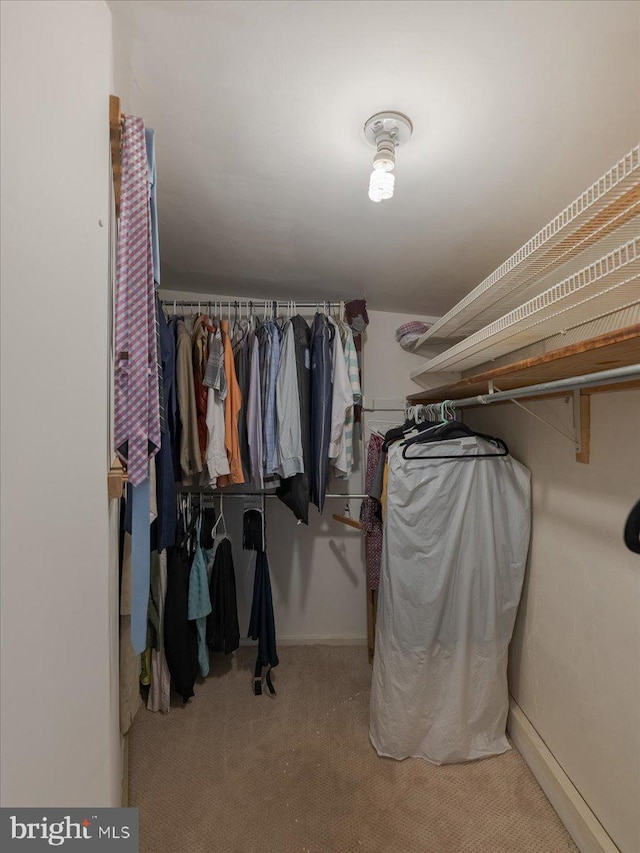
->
[363, 111, 413, 148]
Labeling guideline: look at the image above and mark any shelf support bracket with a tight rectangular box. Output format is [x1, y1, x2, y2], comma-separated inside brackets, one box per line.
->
[492, 384, 590, 462]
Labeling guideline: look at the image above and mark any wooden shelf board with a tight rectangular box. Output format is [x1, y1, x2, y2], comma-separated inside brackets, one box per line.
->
[407, 324, 640, 404]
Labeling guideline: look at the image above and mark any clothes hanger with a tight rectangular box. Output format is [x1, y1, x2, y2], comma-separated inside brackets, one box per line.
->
[401, 422, 509, 460]
[211, 493, 227, 539]
[332, 501, 362, 530]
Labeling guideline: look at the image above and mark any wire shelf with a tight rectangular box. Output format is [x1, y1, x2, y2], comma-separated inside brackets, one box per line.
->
[412, 236, 640, 378]
[416, 145, 640, 347]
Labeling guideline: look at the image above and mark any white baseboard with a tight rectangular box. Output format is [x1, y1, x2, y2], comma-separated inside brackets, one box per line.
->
[507, 698, 619, 853]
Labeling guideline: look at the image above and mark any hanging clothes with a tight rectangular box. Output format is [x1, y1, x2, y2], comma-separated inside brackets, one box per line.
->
[188, 516, 212, 678]
[192, 314, 210, 463]
[147, 549, 171, 714]
[145, 129, 164, 435]
[344, 299, 368, 428]
[206, 538, 240, 655]
[334, 321, 361, 478]
[164, 515, 199, 703]
[114, 116, 162, 656]
[166, 316, 182, 480]
[243, 494, 265, 551]
[327, 316, 353, 474]
[310, 313, 333, 511]
[276, 315, 312, 523]
[119, 532, 141, 733]
[176, 318, 203, 482]
[203, 319, 230, 484]
[233, 321, 252, 482]
[217, 319, 245, 486]
[248, 550, 279, 695]
[151, 298, 177, 552]
[262, 320, 282, 480]
[203, 320, 227, 397]
[246, 330, 264, 490]
[370, 436, 531, 764]
[113, 115, 161, 485]
[276, 320, 304, 479]
[144, 127, 161, 287]
[360, 432, 384, 590]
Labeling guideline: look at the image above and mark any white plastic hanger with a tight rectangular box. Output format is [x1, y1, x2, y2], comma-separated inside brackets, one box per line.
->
[211, 493, 227, 539]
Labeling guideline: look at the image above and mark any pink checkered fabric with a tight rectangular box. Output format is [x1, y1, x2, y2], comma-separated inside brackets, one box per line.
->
[113, 115, 160, 486]
[360, 433, 384, 590]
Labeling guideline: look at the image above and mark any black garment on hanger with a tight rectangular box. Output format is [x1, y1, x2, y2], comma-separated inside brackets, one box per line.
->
[248, 550, 279, 696]
[310, 313, 333, 512]
[151, 297, 178, 552]
[164, 517, 199, 702]
[206, 538, 240, 655]
[276, 314, 312, 524]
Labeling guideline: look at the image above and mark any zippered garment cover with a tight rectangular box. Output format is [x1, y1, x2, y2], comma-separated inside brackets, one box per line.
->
[370, 437, 531, 764]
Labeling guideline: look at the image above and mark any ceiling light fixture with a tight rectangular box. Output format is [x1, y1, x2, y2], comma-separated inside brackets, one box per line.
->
[363, 111, 413, 203]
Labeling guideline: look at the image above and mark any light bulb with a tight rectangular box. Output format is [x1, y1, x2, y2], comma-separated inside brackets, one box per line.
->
[368, 169, 394, 203]
[372, 152, 395, 172]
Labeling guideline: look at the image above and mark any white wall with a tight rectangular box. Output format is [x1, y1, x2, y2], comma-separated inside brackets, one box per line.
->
[159, 292, 433, 640]
[467, 392, 640, 853]
[0, 0, 119, 807]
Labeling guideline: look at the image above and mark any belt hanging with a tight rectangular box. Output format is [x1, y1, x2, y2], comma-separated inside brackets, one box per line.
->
[253, 656, 276, 696]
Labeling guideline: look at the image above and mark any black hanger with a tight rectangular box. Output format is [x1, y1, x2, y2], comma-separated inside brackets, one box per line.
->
[382, 417, 439, 451]
[401, 420, 509, 460]
[624, 498, 640, 554]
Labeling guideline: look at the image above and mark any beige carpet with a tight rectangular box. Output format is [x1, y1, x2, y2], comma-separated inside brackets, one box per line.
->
[128, 645, 577, 853]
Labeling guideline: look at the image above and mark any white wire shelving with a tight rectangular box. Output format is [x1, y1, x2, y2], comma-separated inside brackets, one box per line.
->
[411, 236, 640, 382]
[415, 145, 640, 349]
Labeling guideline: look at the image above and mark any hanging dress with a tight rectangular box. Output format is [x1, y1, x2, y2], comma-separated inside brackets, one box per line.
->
[370, 437, 531, 764]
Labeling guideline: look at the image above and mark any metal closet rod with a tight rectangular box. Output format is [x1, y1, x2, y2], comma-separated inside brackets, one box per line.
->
[423, 363, 640, 410]
[161, 299, 342, 310]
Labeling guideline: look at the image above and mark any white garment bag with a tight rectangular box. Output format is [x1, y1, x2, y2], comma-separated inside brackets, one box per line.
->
[370, 436, 531, 764]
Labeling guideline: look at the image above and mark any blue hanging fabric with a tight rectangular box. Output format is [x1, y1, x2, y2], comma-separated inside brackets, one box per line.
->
[248, 550, 279, 695]
[130, 476, 151, 653]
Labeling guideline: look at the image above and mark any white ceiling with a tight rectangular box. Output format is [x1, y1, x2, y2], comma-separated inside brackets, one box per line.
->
[109, 0, 640, 314]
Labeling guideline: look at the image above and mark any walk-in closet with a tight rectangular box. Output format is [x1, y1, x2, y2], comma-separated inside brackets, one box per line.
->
[1, 2, 639, 852]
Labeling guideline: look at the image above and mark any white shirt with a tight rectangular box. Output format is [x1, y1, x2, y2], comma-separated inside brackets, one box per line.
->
[327, 316, 353, 464]
[205, 387, 230, 483]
